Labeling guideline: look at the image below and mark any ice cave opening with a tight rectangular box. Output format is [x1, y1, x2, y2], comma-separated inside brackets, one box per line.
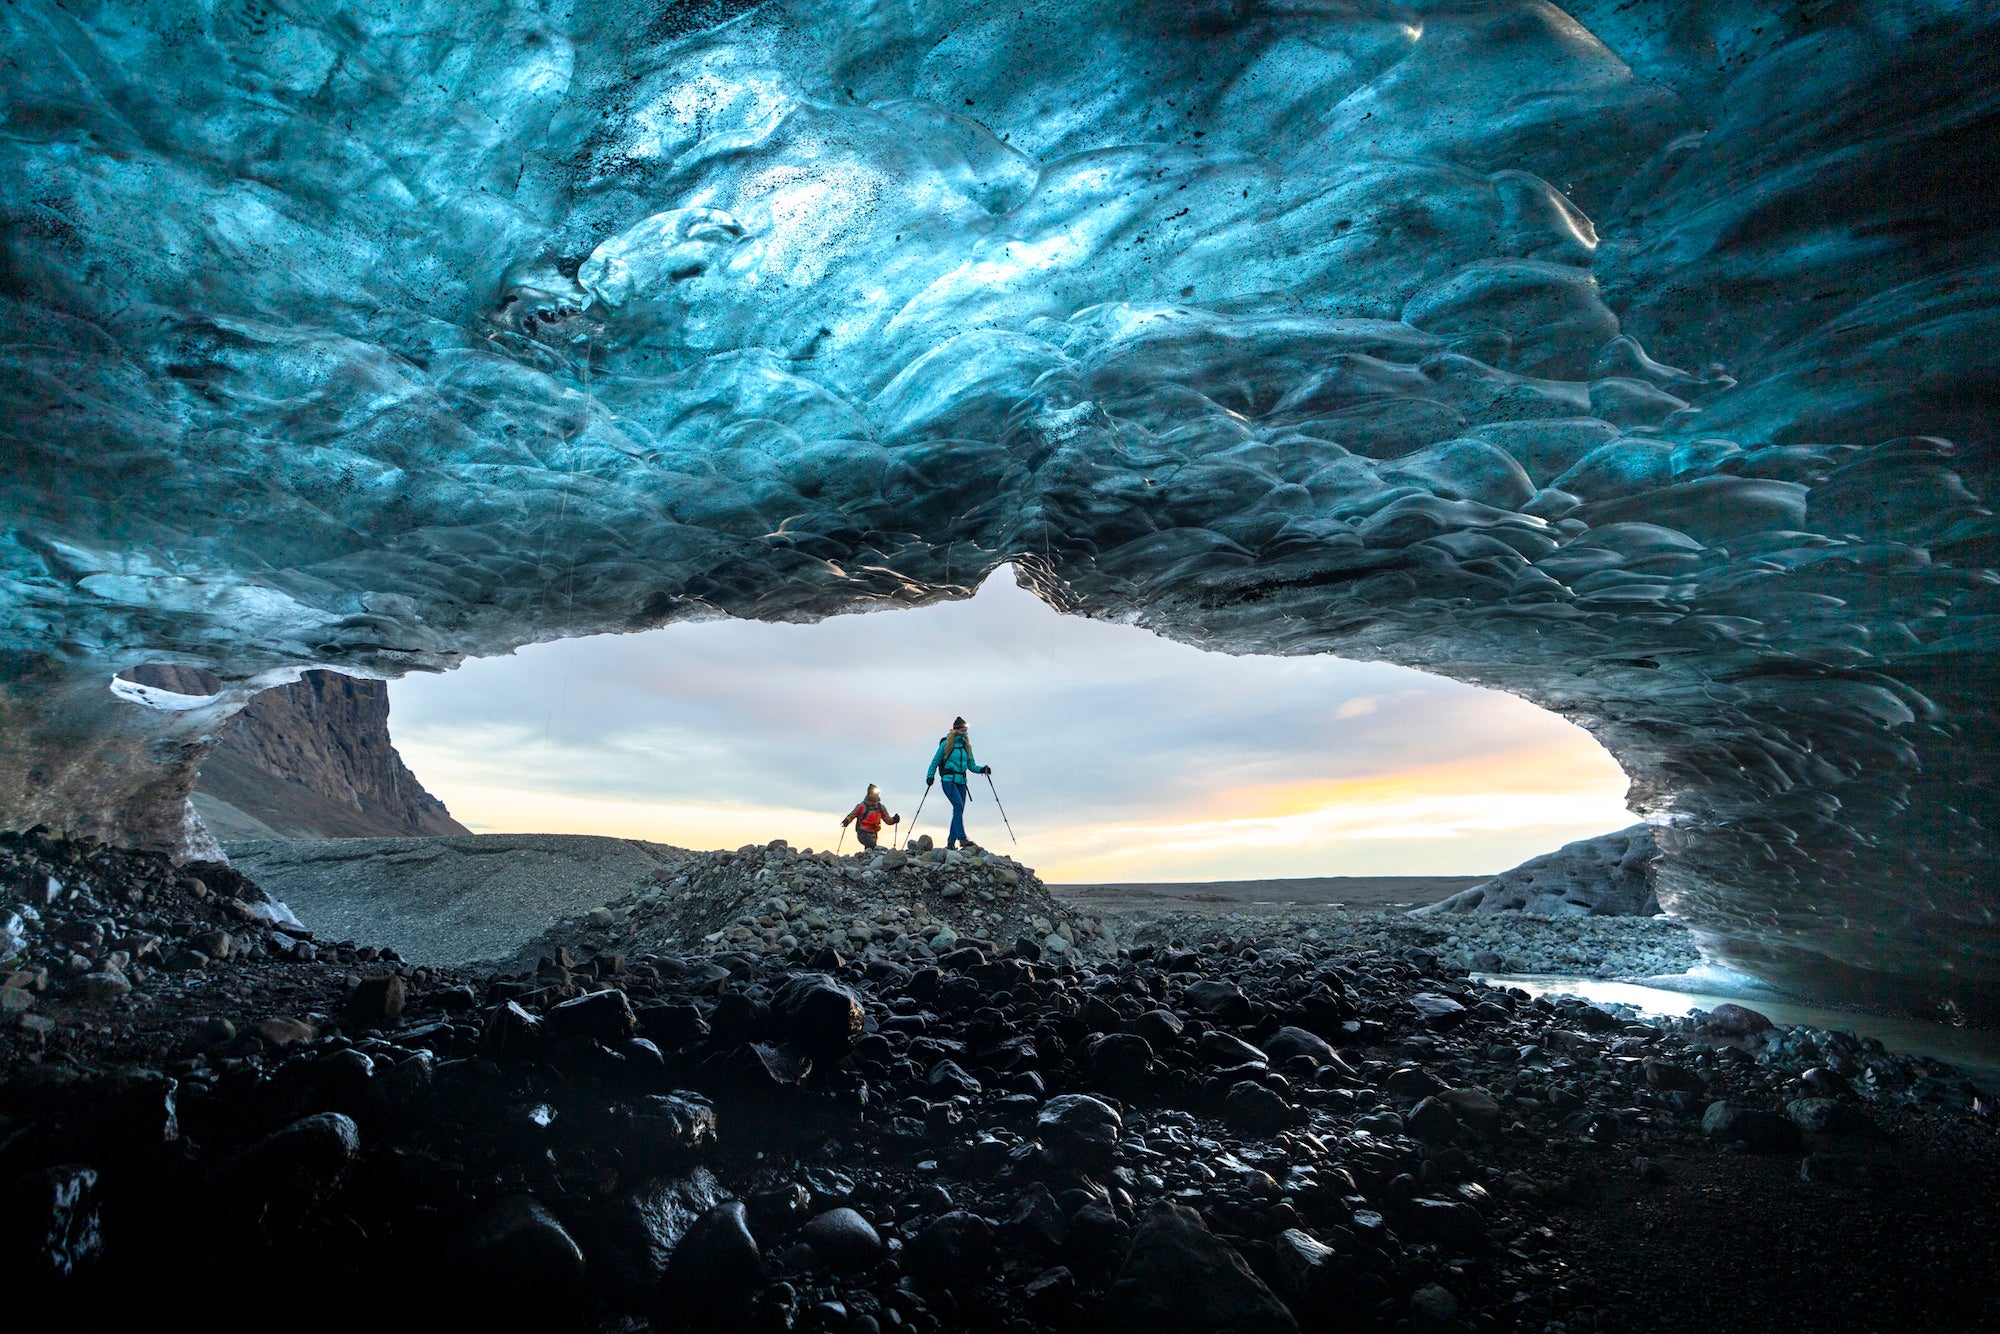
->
[377, 561, 1639, 881]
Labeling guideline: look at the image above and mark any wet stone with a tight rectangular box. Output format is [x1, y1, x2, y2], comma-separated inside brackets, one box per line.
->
[928, 1058, 982, 1096]
[1260, 1026, 1334, 1065]
[1225, 1080, 1295, 1135]
[662, 1200, 766, 1316]
[1409, 993, 1467, 1028]
[1702, 1003, 1776, 1038]
[582, 1168, 729, 1305]
[908, 1210, 995, 1292]
[773, 973, 866, 1063]
[1406, 1096, 1458, 1144]
[1100, 1202, 1298, 1334]
[799, 1206, 883, 1273]
[608, 1092, 718, 1161]
[347, 973, 405, 1026]
[209, 1111, 362, 1231]
[1702, 1101, 1803, 1153]
[1088, 1031, 1155, 1084]
[1200, 1030, 1269, 1067]
[1183, 980, 1252, 1023]
[1130, 1008, 1185, 1047]
[1397, 1197, 1489, 1253]
[1437, 1086, 1503, 1134]
[1038, 1094, 1123, 1162]
[546, 986, 637, 1044]
[459, 1194, 588, 1316]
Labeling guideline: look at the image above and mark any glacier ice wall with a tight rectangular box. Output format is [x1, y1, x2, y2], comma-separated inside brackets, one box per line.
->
[1, 1, 1995, 1015]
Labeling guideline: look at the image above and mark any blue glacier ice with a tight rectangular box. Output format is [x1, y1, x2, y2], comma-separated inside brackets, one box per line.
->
[0, 1, 1995, 1016]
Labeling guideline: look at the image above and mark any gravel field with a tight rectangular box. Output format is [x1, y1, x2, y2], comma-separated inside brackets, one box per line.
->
[1088, 905, 1703, 983]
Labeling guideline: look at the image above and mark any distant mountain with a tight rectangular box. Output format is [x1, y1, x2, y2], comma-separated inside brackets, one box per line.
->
[121, 665, 469, 841]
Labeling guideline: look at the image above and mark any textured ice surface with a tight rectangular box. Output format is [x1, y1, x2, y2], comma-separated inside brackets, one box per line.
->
[0, 1, 1995, 1014]
[1415, 826, 1659, 918]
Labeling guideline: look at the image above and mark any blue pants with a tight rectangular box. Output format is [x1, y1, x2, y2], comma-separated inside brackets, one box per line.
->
[942, 780, 969, 847]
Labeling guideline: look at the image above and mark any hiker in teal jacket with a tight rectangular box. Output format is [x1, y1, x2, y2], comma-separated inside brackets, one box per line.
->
[925, 716, 991, 850]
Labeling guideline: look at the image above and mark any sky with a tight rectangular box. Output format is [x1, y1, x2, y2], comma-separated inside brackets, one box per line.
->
[388, 566, 1635, 883]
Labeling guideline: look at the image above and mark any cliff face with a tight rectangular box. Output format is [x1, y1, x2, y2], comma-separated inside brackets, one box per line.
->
[122, 667, 468, 841]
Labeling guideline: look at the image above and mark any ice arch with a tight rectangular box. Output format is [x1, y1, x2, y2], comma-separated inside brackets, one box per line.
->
[0, 1, 1994, 1016]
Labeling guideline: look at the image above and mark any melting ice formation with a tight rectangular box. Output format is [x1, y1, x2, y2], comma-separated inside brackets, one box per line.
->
[0, 1, 1996, 1015]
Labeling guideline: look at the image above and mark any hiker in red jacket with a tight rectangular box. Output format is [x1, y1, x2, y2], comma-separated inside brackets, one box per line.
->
[841, 784, 901, 850]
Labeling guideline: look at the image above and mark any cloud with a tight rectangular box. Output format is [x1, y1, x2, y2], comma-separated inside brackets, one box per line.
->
[390, 565, 1634, 879]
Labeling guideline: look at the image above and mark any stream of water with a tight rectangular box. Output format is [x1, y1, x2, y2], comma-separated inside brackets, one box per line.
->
[1480, 973, 2000, 1094]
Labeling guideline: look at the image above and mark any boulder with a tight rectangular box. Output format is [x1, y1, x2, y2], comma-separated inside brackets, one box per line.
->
[1413, 825, 1659, 917]
[1099, 1203, 1298, 1333]
[1702, 1101, 1802, 1153]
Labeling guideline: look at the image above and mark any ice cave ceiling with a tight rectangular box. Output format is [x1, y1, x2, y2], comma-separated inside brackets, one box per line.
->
[0, 0, 1996, 1015]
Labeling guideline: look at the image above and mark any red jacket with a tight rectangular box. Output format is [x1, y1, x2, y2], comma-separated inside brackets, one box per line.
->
[845, 801, 896, 834]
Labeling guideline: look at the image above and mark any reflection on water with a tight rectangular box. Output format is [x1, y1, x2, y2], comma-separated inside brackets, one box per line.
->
[1481, 973, 2000, 1094]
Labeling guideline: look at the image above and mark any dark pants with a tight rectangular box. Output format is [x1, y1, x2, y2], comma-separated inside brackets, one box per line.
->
[942, 780, 969, 847]
[856, 827, 879, 849]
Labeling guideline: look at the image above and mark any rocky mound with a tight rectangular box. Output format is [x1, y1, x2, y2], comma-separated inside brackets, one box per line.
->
[1413, 826, 1660, 919]
[503, 836, 1110, 975]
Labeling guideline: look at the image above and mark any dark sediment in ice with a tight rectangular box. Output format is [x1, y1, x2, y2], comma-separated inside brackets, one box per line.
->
[1414, 826, 1661, 919]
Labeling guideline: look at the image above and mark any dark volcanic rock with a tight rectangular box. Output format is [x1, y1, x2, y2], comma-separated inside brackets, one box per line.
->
[347, 973, 404, 1025]
[483, 999, 545, 1055]
[1406, 1096, 1458, 1144]
[1436, 1086, 1503, 1135]
[1183, 980, 1252, 1023]
[1038, 1094, 1123, 1165]
[1397, 1197, 1489, 1252]
[1261, 1026, 1334, 1065]
[1409, 993, 1467, 1029]
[1267, 1227, 1338, 1306]
[1088, 1031, 1155, 1084]
[1225, 1080, 1294, 1135]
[1200, 1030, 1269, 1067]
[1702, 1003, 1777, 1038]
[582, 1168, 729, 1306]
[1100, 1202, 1299, 1334]
[547, 987, 638, 1044]
[908, 1210, 995, 1292]
[799, 1206, 883, 1273]
[1, 824, 1994, 1333]
[1131, 1008, 1185, 1047]
[772, 974, 866, 1063]
[1786, 1097, 1872, 1136]
[662, 1200, 766, 1315]
[209, 1111, 361, 1230]
[1703, 1101, 1803, 1153]
[460, 1194, 588, 1315]
[606, 1092, 718, 1161]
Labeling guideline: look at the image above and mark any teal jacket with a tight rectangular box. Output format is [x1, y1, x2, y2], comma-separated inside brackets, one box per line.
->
[927, 732, 980, 784]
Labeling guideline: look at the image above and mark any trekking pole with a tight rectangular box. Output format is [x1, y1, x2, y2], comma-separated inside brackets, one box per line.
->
[905, 781, 932, 849]
[837, 824, 846, 856]
[984, 772, 1018, 845]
